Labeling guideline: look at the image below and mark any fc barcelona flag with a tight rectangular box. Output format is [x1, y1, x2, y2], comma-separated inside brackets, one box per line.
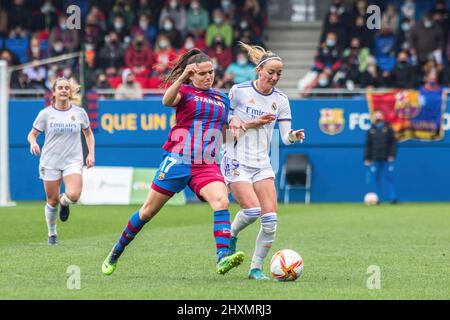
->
[366, 88, 448, 141]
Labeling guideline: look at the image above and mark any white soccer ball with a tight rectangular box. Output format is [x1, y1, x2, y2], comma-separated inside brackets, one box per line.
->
[270, 249, 304, 281]
[364, 192, 379, 205]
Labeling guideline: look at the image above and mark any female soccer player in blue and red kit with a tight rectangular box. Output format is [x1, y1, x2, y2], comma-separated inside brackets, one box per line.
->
[102, 49, 245, 276]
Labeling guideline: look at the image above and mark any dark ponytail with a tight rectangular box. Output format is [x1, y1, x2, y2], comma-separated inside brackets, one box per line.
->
[163, 48, 211, 86]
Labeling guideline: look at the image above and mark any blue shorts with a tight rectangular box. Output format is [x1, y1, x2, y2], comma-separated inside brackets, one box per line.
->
[151, 153, 225, 199]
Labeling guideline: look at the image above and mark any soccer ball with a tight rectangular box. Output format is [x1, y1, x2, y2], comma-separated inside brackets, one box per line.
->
[270, 249, 303, 281]
[364, 192, 379, 205]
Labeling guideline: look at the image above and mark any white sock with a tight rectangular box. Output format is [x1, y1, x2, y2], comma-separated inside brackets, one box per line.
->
[251, 212, 277, 270]
[45, 203, 57, 236]
[231, 207, 261, 237]
[60, 193, 75, 206]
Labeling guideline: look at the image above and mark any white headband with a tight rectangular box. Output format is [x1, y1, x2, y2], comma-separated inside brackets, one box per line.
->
[256, 56, 282, 68]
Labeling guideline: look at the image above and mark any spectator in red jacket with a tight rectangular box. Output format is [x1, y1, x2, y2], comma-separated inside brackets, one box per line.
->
[151, 34, 177, 78]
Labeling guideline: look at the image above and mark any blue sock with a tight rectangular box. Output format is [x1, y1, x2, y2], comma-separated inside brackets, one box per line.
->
[114, 211, 147, 255]
[213, 209, 231, 261]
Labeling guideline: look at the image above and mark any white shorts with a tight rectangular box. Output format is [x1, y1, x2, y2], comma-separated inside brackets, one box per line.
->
[39, 163, 83, 181]
[221, 156, 275, 185]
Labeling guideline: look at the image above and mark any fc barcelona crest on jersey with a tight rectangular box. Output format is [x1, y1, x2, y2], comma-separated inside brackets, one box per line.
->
[158, 172, 166, 180]
[319, 108, 345, 135]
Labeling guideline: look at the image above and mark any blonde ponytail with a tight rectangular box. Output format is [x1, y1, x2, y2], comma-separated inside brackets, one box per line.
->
[238, 41, 281, 68]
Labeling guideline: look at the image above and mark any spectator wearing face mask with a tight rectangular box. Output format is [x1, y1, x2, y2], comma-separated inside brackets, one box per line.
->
[49, 38, 75, 70]
[27, 36, 48, 61]
[49, 14, 80, 52]
[159, 16, 183, 50]
[320, 13, 346, 49]
[206, 9, 233, 47]
[220, 0, 236, 22]
[95, 31, 125, 75]
[234, 17, 259, 48]
[205, 35, 233, 71]
[311, 70, 336, 97]
[409, 13, 444, 66]
[131, 13, 158, 47]
[221, 51, 256, 87]
[313, 32, 342, 74]
[116, 69, 144, 100]
[110, 14, 129, 42]
[387, 50, 417, 89]
[159, 0, 187, 33]
[94, 72, 114, 99]
[151, 35, 177, 78]
[124, 33, 153, 77]
[396, 17, 413, 52]
[187, 0, 210, 37]
[177, 34, 196, 56]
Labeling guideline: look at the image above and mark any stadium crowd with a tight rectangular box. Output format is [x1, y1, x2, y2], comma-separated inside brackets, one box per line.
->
[0, 0, 268, 96]
[300, 0, 450, 94]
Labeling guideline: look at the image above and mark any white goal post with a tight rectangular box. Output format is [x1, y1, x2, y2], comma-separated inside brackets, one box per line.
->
[0, 60, 15, 207]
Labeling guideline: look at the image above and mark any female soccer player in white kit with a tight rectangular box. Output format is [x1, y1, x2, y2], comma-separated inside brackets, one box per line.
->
[222, 43, 305, 280]
[27, 78, 95, 245]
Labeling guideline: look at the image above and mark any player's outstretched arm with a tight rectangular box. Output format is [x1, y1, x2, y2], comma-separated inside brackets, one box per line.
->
[27, 128, 41, 156]
[279, 121, 305, 145]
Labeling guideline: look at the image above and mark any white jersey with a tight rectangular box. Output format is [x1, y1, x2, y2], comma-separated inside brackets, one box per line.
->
[224, 81, 292, 168]
[32, 105, 90, 170]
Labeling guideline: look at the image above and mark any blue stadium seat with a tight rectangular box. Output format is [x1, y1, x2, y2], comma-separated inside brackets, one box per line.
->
[5, 38, 29, 64]
[0, 37, 4, 49]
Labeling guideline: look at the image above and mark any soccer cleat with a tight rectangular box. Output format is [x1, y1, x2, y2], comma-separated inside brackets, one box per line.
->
[102, 248, 121, 276]
[248, 268, 269, 281]
[48, 235, 58, 245]
[59, 204, 70, 222]
[229, 236, 238, 254]
[216, 251, 244, 275]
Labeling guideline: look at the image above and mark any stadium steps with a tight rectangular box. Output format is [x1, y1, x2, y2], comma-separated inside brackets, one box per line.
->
[265, 20, 322, 98]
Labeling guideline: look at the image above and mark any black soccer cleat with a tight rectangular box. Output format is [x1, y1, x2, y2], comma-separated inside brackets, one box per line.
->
[48, 235, 58, 245]
[59, 204, 70, 222]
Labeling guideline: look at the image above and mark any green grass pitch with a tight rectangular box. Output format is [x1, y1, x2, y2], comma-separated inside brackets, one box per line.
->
[0, 202, 449, 299]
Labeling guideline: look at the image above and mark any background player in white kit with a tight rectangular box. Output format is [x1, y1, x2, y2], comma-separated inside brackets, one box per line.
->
[27, 78, 95, 245]
[222, 43, 305, 280]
